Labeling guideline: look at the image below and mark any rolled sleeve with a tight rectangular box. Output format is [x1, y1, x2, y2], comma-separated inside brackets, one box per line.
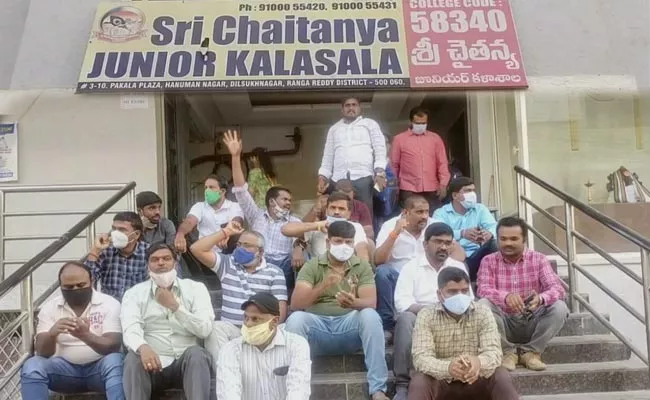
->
[172, 283, 215, 339]
[36, 301, 57, 334]
[120, 289, 146, 352]
[102, 296, 122, 334]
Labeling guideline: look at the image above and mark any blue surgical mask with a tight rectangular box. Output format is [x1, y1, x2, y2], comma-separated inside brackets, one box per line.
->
[443, 293, 472, 315]
[326, 215, 347, 224]
[233, 247, 256, 266]
[460, 191, 477, 209]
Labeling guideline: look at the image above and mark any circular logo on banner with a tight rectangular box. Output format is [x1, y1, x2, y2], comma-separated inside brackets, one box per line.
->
[95, 6, 146, 43]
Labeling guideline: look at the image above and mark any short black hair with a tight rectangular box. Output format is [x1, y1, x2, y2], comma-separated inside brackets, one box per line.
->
[136, 191, 162, 209]
[497, 216, 528, 240]
[265, 186, 291, 208]
[114, 211, 143, 234]
[437, 267, 470, 289]
[328, 221, 356, 239]
[205, 174, 229, 191]
[58, 261, 92, 282]
[425, 222, 454, 241]
[448, 177, 474, 195]
[341, 96, 361, 106]
[327, 191, 352, 210]
[404, 195, 428, 210]
[146, 242, 177, 261]
[409, 107, 429, 121]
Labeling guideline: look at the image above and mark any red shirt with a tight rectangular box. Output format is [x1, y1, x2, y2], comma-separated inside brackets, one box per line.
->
[477, 250, 566, 315]
[350, 199, 372, 227]
[390, 129, 450, 193]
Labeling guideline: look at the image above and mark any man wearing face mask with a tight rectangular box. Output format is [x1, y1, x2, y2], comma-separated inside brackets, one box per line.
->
[136, 191, 176, 247]
[409, 268, 519, 400]
[217, 292, 311, 400]
[223, 130, 303, 293]
[85, 212, 149, 302]
[286, 221, 390, 400]
[434, 177, 497, 282]
[121, 243, 217, 400]
[174, 175, 244, 253]
[391, 223, 472, 400]
[21, 261, 124, 400]
[391, 107, 450, 214]
[281, 191, 371, 261]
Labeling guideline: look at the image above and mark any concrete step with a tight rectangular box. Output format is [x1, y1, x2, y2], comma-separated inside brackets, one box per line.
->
[523, 390, 650, 399]
[311, 360, 650, 399]
[557, 312, 609, 336]
[312, 334, 630, 373]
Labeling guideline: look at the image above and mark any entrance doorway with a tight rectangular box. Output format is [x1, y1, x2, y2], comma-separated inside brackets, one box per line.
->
[163, 90, 471, 222]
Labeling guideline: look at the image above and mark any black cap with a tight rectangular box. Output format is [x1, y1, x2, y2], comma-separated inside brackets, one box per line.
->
[136, 191, 162, 209]
[425, 222, 454, 241]
[240, 292, 280, 316]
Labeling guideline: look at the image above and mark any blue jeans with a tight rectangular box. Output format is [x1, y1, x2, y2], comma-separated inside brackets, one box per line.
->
[265, 253, 294, 296]
[375, 265, 400, 331]
[466, 239, 498, 282]
[20, 353, 125, 400]
[285, 309, 388, 395]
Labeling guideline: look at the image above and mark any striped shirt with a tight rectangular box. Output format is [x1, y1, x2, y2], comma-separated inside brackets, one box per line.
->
[231, 183, 300, 259]
[217, 326, 311, 400]
[211, 251, 288, 325]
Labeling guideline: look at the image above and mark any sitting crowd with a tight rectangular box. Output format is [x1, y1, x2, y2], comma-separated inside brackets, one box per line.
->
[20, 99, 568, 400]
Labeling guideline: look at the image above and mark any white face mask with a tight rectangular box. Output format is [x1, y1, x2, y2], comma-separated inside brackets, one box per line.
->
[271, 200, 289, 218]
[460, 191, 478, 209]
[329, 243, 354, 262]
[111, 230, 131, 249]
[412, 123, 427, 135]
[150, 268, 177, 288]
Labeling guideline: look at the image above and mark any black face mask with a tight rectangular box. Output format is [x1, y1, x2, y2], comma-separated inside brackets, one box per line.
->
[61, 287, 93, 308]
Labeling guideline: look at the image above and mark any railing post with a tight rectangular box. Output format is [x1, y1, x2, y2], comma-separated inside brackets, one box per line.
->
[21, 275, 34, 353]
[564, 203, 579, 313]
[0, 190, 4, 281]
[516, 172, 525, 218]
[126, 188, 137, 213]
[640, 248, 650, 372]
[86, 222, 96, 251]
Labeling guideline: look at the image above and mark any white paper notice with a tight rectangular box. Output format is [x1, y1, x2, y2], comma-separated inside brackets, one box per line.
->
[0, 123, 18, 182]
[624, 185, 638, 203]
[120, 95, 149, 109]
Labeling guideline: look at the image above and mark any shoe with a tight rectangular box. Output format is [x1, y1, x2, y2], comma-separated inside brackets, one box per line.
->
[384, 330, 394, 346]
[372, 391, 390, 400]
[501, 352, 518, 371]
[392, 385, 408, 400]
[520, 352, 546, 371]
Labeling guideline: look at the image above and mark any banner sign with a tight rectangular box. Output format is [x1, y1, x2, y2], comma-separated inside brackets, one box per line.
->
[0, 123, 18, 182]
[77, 0, 527, 93]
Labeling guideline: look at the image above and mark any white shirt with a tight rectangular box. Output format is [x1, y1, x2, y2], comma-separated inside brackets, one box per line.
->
[318, 116, 387, 181]
[188, 199, 244, 239]
[217, 327, 311, 400]
[395, 254, 473, 313]
[120, 278, 215, 368]
[305, 220, 366, 257]
[36, 290, 121, 364]
[376, 216, 441, 271]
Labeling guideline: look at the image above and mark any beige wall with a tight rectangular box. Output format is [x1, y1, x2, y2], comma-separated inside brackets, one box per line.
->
[0, 89, 161, 308]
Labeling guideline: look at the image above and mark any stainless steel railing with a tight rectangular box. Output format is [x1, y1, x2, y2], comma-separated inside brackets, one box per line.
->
[0, 182, 137, 399]
[515, 166, 650, 373]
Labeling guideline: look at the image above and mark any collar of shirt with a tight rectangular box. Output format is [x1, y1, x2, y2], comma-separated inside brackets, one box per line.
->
[337, 116, 363, 126]
[233, 256, 272, 274]
[215, 199, 235, 212]
[263, 209, 291, 223]
[246, 327, 287, 353]
[148, 278, 181, 298]
[408, 129, 434, 137]
[441, 202, 476, 217]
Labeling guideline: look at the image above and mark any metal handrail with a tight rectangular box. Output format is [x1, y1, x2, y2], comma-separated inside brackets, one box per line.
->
[515, 166, 650, 372]
[0, 182, 137, 298]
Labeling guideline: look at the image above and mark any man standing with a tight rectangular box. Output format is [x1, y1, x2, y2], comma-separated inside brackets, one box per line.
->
[478, 216, 568, 371]
[217, 293, 311, 400]
[409, 268, 519, 400]
[374, 196, 465, 337]
[223, 130, 303, 293]
[317, 96, 387, 212]
[85, 212, 149, 302]
[136, 191, 176, 247]
[174, 175, 244, 253]
[286, 221, 390, 400]
[391, 107, 450, 214]
[434, 177, 497, 282]
[21, 261, 124, 400]
[281, 191, 371, 261]
[392, 223, 471, 400]
[121, 243, 216, 400]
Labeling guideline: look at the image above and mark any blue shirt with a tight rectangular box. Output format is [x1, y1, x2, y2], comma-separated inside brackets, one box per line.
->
[433, 203, 497, 256]
[86, 241, 150, 302]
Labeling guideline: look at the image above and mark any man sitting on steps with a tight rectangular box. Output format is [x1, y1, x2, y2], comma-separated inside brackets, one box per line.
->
[478, 216, 568, 371]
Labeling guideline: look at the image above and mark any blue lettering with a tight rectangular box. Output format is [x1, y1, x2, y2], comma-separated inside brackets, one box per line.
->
[361, 49, 377, 74]
[333, 20, 356, 44]
[357, 19, 375, 46]
[338, 49, 360, 75]
[191, 16, 204, 45]
[296, 17, 310, 43]
[87, 53, 105, 78]
[261, 20, 282, 44]
[154, 52, 168, 77]
[311, 20, 331, 43]
[314, 49, 336, 75]
[213, 16, 235, 45]
[291, 50, 314, 75]
[274, 51, 290, 75]
[379, 48, 402, 74]
[250, 51, 273, 75]
[378, 19, 399, 42]
[194, 51, 216, 77]
[105, 52, 129, 78]
[151, 16, 174, 45]
[239, 16, 259, 44]
[169, 51, 192, 77]
[129, 52, 155, 77]
[226, 51, 249, 76]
